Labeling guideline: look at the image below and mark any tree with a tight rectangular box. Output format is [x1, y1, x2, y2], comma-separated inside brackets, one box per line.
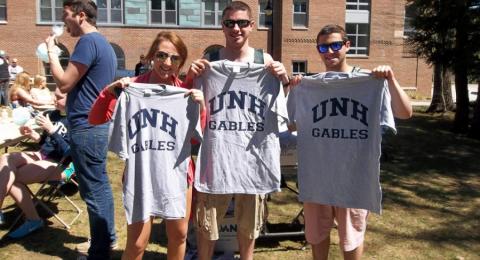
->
[468, 2, 480, 138]
[406, 0, 454, 113]
[407, 0, 480, 133]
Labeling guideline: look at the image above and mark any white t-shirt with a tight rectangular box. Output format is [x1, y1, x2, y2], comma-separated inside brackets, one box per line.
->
[109, 83, 202, 224]
[287, 72, 395, 213]
[194, 60, 288, 194]
[31, 88, 53, 103]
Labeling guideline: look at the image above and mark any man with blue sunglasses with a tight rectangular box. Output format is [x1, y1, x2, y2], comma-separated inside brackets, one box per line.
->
[289, 24, 412, 260]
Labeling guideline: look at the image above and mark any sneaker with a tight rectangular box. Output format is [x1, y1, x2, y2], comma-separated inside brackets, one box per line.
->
[8, 219, 44, 239]
[76, 238, 119, 253]
[63, 162, 75, 183]
[0, 211, 5, 225]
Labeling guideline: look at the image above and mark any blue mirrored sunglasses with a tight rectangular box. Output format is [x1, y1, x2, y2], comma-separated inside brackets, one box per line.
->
[316, 41, 346, 53]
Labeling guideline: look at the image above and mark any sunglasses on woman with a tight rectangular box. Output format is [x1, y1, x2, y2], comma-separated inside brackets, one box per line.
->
[316, 41, 346, 54]
[155, 51, 182, 66]
[223, 19, 251, 28]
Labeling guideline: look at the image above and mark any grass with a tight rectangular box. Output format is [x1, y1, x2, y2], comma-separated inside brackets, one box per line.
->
[0, 111, 479, 259]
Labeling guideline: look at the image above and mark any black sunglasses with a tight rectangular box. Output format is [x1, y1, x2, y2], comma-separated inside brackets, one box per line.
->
[155, 51, 182, 66]
[316, 41, 346, 53]
[223, 19, 251, 28]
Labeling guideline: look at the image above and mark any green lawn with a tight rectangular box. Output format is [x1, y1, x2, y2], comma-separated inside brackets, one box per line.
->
[0, 111, 479, 259]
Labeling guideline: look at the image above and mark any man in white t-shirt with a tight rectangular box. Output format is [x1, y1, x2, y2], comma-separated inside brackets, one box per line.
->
[289, 24, 412, 260]
[186, 2, 290, 260]
[8, 58, 24, 81]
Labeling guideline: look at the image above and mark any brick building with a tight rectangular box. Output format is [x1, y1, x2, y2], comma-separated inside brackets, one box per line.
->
[0, 0, 432, 96]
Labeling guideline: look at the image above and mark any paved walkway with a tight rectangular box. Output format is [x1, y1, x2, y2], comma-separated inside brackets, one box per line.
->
[412, 84, 478, 107]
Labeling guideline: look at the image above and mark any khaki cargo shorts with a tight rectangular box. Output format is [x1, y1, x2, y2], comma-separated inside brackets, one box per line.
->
[194, 192, 266, 240]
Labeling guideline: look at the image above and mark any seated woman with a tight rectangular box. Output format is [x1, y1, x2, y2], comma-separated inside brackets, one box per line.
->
[8, 72, 53, 108]
[0, 89, 72, 239]
[30, 75, 54, 105]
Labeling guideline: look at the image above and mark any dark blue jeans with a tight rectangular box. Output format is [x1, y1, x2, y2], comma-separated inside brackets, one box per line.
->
[70, 125, 116, 259]
[0, 80, 9, 106]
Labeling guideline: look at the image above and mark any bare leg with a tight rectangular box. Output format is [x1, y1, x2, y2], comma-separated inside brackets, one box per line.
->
[122, 217, 153, 260]
[0, 152, 42, 208]
[12, 159, 60, 184]
[164, 186, 192, 260]
[197, 234, 216, 260]
[311, 237, 330, 260]
[343, 243, 363, 260]
[8, 158, 59, 221]
[237, 233, 255, 260]
[8, 182, 40, 220]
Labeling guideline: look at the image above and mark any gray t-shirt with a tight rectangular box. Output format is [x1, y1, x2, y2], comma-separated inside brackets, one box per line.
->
[109, 83, 202, 224]
[287, 72, 395, 213]
[194, 60, 288, 194]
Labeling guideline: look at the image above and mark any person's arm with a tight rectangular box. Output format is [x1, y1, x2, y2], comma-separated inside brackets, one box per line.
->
[184, 59, 210, 89]
[264, 53, 290, 86]
[89, 77, 131, 125]
[45, 35, 88, 94]
[371, 65, 412, 119]
[19, 125, 41, 142]
[17, 89, 53, 106]
[36, 113, 71, 157]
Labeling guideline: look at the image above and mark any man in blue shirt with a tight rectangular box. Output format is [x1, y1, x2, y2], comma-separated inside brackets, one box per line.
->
[45, 1, 116, 259]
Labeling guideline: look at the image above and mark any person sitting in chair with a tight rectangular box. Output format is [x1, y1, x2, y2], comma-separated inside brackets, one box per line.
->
[0, 89, 73, 238]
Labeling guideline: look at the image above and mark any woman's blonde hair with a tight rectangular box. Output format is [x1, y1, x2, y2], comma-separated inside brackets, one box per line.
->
[33, 75, 47, 89]
[12, 72, 32, 91]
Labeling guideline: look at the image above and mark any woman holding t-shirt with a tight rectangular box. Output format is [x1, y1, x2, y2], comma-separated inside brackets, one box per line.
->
[89, 31, 205, 260]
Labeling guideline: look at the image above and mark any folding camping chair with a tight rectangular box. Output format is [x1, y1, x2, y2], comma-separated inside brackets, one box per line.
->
[9, 159, 83, 230]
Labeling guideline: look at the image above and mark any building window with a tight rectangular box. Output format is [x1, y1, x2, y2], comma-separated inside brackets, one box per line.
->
[293, 0, 308, 28]
[345, 0, 370, 56]
[346, 23, 369, 55]
[404, 3, 415, 38]
[258, 0, 272, 28]
[346, 0, 370, 10]
[151, 0, 177, 25]
[202, 0, 229, 27]
[97, 0, 123, 24]
[0, 0, 6, 22]
[39, 0, 63, 23]
[110, 43, 125, 70]
[292, 61, 307, 75]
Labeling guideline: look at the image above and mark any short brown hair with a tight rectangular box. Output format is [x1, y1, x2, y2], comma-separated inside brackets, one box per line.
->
[145, 31, 188, 70]
[317, 24, 349, 44]
[222, 1, 252, 20]
[63, 0, 97, 26]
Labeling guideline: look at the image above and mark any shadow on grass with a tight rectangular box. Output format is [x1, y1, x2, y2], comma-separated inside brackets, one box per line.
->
[372, 112, 480, 252]
[0, 223, 85, 258]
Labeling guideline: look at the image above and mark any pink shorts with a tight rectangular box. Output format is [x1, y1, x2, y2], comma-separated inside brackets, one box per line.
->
[304, 202, 368, 252]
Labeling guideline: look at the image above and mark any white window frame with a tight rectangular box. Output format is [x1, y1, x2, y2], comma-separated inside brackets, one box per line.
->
[38, 0, 63, 23]
[346, 23, 369, 56]
[258, 0, 272, 29]
[150, 0, 177, 26]
[292, 61, 307, 75]
[96, 0, 123, 25]
[346, 0, 369, 10]
[201, 0, 227, 27]
[292, 0, 308, 28]
[0, 0, 6, 22]
[345, 0, 370, 56]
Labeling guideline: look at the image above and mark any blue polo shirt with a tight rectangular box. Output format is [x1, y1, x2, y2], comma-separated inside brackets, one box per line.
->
[67, 32, 116, 130]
